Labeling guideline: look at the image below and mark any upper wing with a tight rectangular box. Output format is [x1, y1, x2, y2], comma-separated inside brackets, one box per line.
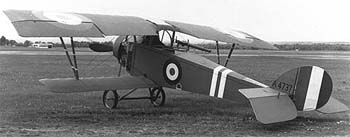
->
[39, 76, 157, 93]
[4, 10, 277, 49]
[3, 10, 158, 37]
[165, 20, 236, 43]
[165, 21, 277, 50]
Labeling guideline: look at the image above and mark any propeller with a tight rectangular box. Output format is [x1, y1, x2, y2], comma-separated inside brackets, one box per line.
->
[89, 43, 113, 52]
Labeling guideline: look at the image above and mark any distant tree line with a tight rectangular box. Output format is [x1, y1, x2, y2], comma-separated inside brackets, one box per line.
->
[53, 41, 113, 48]
[194, 42, 350, 51]
[2, 35, 350, 50]
[0, 35, 113, 48]
[273, 43, 350, 51]
[195, 43, 256, 50]
[0, 36, 33, 47]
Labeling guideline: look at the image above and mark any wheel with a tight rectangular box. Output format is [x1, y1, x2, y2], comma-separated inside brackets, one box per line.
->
[103, 90, 119, 109]
[150, 87, 165, 107]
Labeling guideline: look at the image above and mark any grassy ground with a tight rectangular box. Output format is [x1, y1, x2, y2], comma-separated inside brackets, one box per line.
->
[0, 51, 349, 136]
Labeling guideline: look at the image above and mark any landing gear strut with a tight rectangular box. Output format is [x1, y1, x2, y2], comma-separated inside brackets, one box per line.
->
[102, 87, 166, 109]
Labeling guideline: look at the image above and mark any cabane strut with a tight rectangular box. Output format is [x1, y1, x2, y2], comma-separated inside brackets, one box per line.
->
[224, 44, 236, 67]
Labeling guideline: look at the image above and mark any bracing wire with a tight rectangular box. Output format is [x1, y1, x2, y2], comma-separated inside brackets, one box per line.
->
[84, 55, 114, 77]
[81, 37, 116, 77]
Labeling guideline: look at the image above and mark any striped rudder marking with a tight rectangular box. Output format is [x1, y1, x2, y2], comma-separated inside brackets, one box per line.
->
[303, 66, 324, 111]
[271, 66, 332, 111]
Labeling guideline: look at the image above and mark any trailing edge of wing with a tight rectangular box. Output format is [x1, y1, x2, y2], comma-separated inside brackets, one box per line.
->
[39, 76, 157, 93]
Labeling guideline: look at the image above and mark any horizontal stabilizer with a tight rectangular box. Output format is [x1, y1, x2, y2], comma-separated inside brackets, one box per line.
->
[317, 97, 349, 114]
[239, 87, 297, 124]
[39, 76, 157, 93]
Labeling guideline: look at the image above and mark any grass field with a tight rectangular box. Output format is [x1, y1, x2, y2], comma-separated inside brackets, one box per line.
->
[0, 49, 349, 136]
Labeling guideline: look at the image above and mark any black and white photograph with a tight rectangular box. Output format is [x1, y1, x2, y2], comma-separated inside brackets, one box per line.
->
[0, 0, 349, 136]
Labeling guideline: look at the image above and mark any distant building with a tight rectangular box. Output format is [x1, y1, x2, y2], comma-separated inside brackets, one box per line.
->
[31, 41, 53, 48]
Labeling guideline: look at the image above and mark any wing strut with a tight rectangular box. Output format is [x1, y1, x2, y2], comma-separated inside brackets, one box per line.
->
[215, 41, 220, 64]
[170, 31, 176, 47]
[59, 37, 79, 80]
[70, 37, 79, 79]
[224, 44, 236, 67]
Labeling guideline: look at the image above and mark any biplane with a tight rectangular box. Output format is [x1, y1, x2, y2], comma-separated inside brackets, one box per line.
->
[3, 10, 349, 124]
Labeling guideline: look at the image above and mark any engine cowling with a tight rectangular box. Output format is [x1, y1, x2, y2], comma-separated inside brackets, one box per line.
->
[112, 36, 127, 61]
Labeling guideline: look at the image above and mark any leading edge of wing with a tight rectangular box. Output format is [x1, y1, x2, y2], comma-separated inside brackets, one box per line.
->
[3, 10, 158, 37]
[39, 76, 157, 93]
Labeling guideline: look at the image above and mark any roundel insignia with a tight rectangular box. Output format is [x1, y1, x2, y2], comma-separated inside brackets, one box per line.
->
[43, 12, 83, 25]
[163, 59, 182, 85]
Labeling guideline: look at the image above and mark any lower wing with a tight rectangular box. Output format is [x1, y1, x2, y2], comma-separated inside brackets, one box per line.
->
[39, 76, 157, 93]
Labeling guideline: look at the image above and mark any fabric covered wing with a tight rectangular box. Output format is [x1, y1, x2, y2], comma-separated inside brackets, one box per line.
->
[165, 20, 277, 50]
[4, 10, 276, 49]
[231, 31, 278, 50]
[81, 14, 158, 36]
[39, 76, 157, 93]
[4, 10, 103, 37]
[3, 10, 158, 37]
[165, 20, 237, 43]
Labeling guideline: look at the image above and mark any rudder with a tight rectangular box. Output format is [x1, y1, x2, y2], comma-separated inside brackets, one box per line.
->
[271, 66, 333, 111]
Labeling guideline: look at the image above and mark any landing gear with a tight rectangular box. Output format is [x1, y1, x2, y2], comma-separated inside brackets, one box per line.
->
[149, 87, 165, 107]
[102, 87, 166, 109]
[102, 90, 119, 109]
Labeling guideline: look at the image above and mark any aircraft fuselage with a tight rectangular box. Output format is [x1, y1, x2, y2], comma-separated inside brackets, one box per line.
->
[129, 44, 267, 103]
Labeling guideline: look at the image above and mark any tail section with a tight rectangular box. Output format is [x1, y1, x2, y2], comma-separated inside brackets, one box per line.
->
[239, 66, 348, 124]
[271, 66, 333, 111]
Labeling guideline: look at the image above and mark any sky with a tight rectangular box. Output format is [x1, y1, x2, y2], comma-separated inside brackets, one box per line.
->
[1, 0, 350, 42]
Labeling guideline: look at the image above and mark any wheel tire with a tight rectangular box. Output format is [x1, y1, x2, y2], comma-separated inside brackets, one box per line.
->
[103, 90, 119, 109]
[150, 87, 165, 107]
